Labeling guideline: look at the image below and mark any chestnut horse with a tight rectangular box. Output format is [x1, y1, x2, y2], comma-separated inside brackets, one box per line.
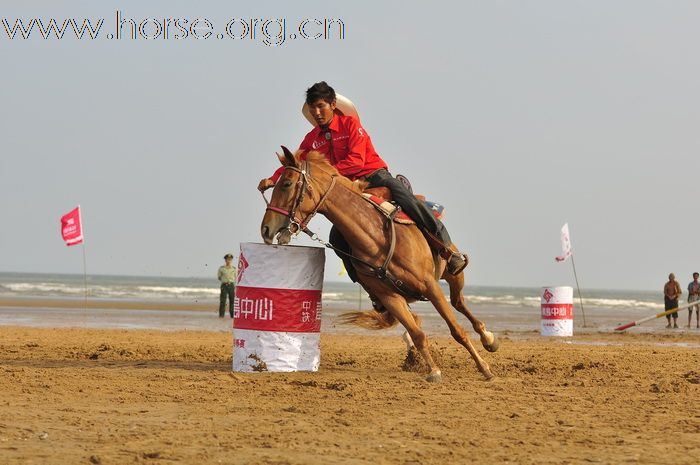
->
[260, 148, 499, 382]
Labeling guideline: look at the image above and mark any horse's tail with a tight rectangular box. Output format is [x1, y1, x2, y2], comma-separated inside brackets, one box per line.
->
[336, 309, 422, 330]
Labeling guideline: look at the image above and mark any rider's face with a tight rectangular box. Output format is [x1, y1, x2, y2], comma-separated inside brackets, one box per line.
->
[309, 99, 336, 126]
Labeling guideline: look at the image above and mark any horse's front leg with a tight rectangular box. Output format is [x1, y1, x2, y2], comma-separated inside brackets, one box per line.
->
[422, 278, 493, 380]
[442, 270, 499, 353]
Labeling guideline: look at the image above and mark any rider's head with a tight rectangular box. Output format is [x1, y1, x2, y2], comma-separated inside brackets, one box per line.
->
[306, 81, 336, 127]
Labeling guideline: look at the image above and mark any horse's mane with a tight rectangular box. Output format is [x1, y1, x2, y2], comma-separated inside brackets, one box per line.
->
[301, 150, 368, 193]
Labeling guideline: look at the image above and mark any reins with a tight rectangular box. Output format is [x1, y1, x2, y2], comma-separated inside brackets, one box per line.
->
[262, 160, 336, 236]
[262, 160, 426, 302]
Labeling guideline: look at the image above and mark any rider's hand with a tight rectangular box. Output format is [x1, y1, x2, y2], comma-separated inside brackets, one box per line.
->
[258, 178, 275, 192]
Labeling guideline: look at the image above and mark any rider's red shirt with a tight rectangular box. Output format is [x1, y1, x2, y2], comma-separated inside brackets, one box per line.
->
[270, 114, 388, 182]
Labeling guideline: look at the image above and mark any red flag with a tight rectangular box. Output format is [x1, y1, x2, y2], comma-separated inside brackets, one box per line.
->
[60, 206, 83, 246]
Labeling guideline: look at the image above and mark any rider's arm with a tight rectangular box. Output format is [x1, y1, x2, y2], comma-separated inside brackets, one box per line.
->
[334, 117, 367, 179]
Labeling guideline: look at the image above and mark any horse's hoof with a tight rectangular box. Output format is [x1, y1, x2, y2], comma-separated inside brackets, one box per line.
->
[483, 334, 500, 353]
[483, 372, 495, 381]
[426, 371, 443, 383]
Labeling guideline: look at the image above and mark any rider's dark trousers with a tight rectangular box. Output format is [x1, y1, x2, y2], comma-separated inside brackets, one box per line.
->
[329, 169, 454, 283]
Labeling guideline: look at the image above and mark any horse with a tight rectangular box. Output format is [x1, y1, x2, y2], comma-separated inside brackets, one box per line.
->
[260, 147, 499, 382]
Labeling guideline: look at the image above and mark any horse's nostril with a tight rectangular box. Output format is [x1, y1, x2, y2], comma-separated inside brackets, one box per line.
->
[262, 225, 270, 238]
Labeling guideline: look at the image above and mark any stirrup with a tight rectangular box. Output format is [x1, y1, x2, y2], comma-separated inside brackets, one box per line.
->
[446, 252, 469, 275]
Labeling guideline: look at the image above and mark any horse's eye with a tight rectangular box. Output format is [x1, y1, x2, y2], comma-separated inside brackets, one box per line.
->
[282, 180, 293, 188]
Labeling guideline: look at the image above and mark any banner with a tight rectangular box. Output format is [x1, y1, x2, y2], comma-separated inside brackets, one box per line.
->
[60, 206, 83, 246]
[555, 223, 571, 262]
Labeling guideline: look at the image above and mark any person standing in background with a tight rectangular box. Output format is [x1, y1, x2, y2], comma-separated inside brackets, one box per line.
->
[218, 254, 237, 318]
[663, 273, 682, 329]
[687, 272, 700, 329]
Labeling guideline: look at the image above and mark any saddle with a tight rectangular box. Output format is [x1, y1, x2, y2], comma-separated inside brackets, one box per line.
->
[362, 187, 445, 225]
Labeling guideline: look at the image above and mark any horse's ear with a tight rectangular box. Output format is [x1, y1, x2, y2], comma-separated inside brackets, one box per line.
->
[281, 145, 298, 167]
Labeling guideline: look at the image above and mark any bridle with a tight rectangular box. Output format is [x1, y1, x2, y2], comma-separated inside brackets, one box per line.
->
[261, 159, 337, 236]
[260, 158, 426, 302]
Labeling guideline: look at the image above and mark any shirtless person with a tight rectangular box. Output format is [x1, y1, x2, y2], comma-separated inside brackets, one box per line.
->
[664, 273, 682, 329]
[687, 272, 700, 328]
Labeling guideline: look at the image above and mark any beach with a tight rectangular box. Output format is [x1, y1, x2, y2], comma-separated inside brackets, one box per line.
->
[2, 274, 700, 464]
[1, 324, 700, 465]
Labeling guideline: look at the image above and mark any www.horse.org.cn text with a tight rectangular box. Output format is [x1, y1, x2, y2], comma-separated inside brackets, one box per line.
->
[1, 11, 345, 46]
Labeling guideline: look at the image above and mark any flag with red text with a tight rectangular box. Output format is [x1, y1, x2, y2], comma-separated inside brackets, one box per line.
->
[60, 206, 83, 246]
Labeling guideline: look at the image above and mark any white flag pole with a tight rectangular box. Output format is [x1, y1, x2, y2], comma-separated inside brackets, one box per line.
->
[569, 253, 587, 327]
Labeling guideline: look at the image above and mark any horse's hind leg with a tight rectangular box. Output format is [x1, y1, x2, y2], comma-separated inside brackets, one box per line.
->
[380, 294, 442, 383]
[442, 271, 499, 353]
[423, 279, 493, 380]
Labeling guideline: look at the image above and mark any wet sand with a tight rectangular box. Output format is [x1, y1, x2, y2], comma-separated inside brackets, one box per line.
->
[0, 296, 688, 334]
[1, 326, 699, 465]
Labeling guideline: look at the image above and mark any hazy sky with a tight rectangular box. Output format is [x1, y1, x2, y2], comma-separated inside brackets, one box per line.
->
[1, 1, 699, 290]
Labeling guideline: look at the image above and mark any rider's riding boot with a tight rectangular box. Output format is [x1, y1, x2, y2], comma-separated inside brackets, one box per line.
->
[438, 247, 469, 275]
[422, 227, 469, 276]
[446, 252, 469, 275]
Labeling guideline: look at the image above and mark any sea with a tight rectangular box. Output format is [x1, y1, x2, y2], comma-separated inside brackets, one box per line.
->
[0, 272, 675, 334]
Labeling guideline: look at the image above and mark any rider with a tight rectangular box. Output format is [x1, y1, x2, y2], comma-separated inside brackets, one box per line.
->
[257, 81, 467, 276]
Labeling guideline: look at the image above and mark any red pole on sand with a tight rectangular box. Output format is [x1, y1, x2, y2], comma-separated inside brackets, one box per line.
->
[615, 301, 696, 331]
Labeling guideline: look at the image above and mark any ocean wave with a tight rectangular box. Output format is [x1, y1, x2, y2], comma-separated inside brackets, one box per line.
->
[3, 282, 92, 295]
[462, 295, 663, 309]
[0, 282, 218, 300]
[0, 278, 666, 310]
[464, 295, 541, 307]
[136, 286, 220, 296]
[580, 298, 661, 309]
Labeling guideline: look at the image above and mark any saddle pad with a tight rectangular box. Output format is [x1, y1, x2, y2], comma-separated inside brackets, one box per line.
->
[361, 194, 445, 225]
[361, 194, 413, 224]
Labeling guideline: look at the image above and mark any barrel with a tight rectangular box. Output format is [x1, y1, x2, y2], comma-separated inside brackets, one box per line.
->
[540, 286, 574, 337]
[233, 243, 325, 372]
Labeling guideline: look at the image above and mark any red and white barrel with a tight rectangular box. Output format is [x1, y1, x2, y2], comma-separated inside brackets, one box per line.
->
[233, 243, 325, 372]
[540, 286, 574, 337]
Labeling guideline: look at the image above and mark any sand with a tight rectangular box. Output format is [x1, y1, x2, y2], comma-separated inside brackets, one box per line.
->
[1, 326, 699, 465]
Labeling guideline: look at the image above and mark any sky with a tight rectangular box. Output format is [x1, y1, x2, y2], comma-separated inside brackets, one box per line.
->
[1, 1, 699, 290]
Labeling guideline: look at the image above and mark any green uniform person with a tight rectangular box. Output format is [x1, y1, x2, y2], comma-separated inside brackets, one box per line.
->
[218, 254, 237, 318]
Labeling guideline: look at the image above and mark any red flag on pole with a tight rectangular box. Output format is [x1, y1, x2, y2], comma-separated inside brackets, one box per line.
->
[60, 206, 84, 246]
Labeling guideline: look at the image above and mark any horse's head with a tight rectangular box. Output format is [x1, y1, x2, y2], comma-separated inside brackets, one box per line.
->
[260, 146, 337, 245]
